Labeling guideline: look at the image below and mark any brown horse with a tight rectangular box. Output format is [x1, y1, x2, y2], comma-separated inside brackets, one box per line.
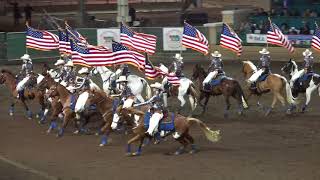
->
[192, 64, 248, 118]
[116, 107, 220, 156]
[85, 89, 133, 146]
[38, 74, 79, 137]
[0, 69, 46, 120]
[242, 61, 296, 115]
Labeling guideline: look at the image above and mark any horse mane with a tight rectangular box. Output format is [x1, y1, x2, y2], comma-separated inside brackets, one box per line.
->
[1, 69, 15, 77]
[243, 61, 257, 71]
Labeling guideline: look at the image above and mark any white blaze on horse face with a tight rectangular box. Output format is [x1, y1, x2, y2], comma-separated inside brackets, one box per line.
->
[75, 91, 89, 113]
[111, 113, 120, 130]
[37, 74, 44, 84]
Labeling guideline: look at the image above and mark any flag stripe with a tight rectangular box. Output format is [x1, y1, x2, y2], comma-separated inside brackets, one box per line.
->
[181, 22, 209, 55]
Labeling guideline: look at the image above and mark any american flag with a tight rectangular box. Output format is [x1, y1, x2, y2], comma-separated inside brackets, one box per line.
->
[26, 26, 59, 51]
[182, 22, 209, 55]
[144, 53, 160, 79]
[267, 21, 294, 53]
[65, 22, 88, 45]
[166, 73, 180, 86]
[220, 23, 242, 56]
[58, 30, 71, 54]
[311, 26, 320, 52]
[70, 40, 114, 67]
[120, 23, 157, 55]
[112, 41, 145, 69]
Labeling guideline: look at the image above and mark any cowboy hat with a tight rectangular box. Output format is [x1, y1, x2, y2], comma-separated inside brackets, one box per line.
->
[116, 76, 128, 83]
[65, 61, 74, 67]
[259, 48, 270, 54]
[303, 49, 312, 56]
[78, 67, 90, 74]
[20, 54, 31, 61]
[174, 53, 183, 60]
[211, 51, 222, 57]
[54, 59, 65, 66]
[150, 82, 163, 90]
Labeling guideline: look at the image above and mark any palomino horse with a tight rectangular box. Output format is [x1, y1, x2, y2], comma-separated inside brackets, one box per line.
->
[85, 89, 135, 146]
[192, 64, 248, 118]
[115, 107, 221, 156]
[0, 69, 46, 119]
[92, 66, 152, 102]
[281, 59, 320, 112]
[242, 61, 296, 115]
[158, 64, 198, 114]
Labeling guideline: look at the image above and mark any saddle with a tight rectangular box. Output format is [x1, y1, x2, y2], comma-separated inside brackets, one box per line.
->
[144, 111, 175, 132]
[251, 74, 270, 95]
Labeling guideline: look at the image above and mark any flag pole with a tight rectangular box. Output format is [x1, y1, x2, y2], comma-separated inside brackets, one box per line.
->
[25, 21, 29, 54]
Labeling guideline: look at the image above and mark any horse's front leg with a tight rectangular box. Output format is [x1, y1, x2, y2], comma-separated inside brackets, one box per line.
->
[57, 109, 73, 137]
[223, 96, 231, 119]
[99, 113, 113, 146]
[302, 85, 317, 113]
[126, 134, 144, 156]
[177, 95, 186, 114]
[8, 99, 17, 116]
[201, 93, 210, 115]
[21, 99, 32, 120]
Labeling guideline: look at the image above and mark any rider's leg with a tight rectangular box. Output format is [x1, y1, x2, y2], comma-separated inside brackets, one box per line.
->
[147, 112, 163, 136]
[202, 71, 218, 90]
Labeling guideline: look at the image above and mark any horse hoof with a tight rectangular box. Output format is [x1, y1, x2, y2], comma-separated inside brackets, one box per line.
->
[46, 129, 51, 134]
[9, 113, 13, 116]
[131, 152, 141, 156]
[36, 114, 39, 119]
[73, 130, 80, 134]
[125, 153, 132, 156]
[264, 108, 272, 116]
[95, 132, 100, 136]
[154, 139, 161, 145]
[99, 143, 105, 147]
[174, 151, 184, 155]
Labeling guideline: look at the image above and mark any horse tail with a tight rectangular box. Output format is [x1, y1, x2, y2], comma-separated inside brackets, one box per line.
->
[280, 76, 297, 105]
[140, 78, 152, 99]
[234, 81, 249, 109]
[189, 82, 198, 108]
[187, 118, 221, 143]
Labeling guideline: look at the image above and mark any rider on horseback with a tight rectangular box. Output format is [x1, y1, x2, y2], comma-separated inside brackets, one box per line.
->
[134, 82, 167, 136]
[248, 48, 271, 92]
[62, 61, 77, 92]
[202, 51, 225, 91]
[169, 53, 184, 78]
[54, 57, 66, 81]
[77, 67, 91, 92]
[16, 54, 33, 99]
[290, 49, 314, 87]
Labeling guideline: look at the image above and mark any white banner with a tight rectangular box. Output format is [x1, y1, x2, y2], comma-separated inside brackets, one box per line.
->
[97, 29, 120, 49]
[163, 27, 186, 51]
[246, 34, 267, 44]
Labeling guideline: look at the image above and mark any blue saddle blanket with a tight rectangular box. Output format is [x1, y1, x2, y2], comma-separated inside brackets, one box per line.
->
[88, 104, 97, 110]
[112, 98, 119, 114]
[298, 73, 314, 82]
[210, 76, 226, 86]
[258, 74, 269, 82]
[144, 112, 175, 131]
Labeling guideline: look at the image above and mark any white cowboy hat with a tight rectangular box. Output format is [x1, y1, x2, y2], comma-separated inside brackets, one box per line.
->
[259, 48, 270, 55]
[174, 53, 183, 60]
[78, 67, 90, 74]
[65, 61, 74, 67]
[20, 54, 31, 61]
[303, 49, 312, 56]
[54, 59, 65, 66]
[116, 76, 128, 83]
[211, 51, 222, 57]
[150, 82, 163, 90]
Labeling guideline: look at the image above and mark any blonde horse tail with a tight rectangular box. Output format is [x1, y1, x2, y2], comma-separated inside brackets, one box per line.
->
[187, 118, 221, 143]
[281, 77, 296, 105]
[141, 78, 152, 99]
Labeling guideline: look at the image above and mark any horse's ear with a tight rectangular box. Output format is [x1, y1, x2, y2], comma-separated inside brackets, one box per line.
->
[289, 58, 292, 62]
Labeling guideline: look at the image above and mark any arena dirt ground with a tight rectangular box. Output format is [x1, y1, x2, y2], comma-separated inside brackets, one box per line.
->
[0, 61, 320, 180]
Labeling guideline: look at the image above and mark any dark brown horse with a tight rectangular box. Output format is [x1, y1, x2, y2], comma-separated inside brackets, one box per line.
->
[85, 89, 133, 146]
[0, 69, 46, 120]
[192, 64, 248, 118]
[116, 107, 221, 156]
